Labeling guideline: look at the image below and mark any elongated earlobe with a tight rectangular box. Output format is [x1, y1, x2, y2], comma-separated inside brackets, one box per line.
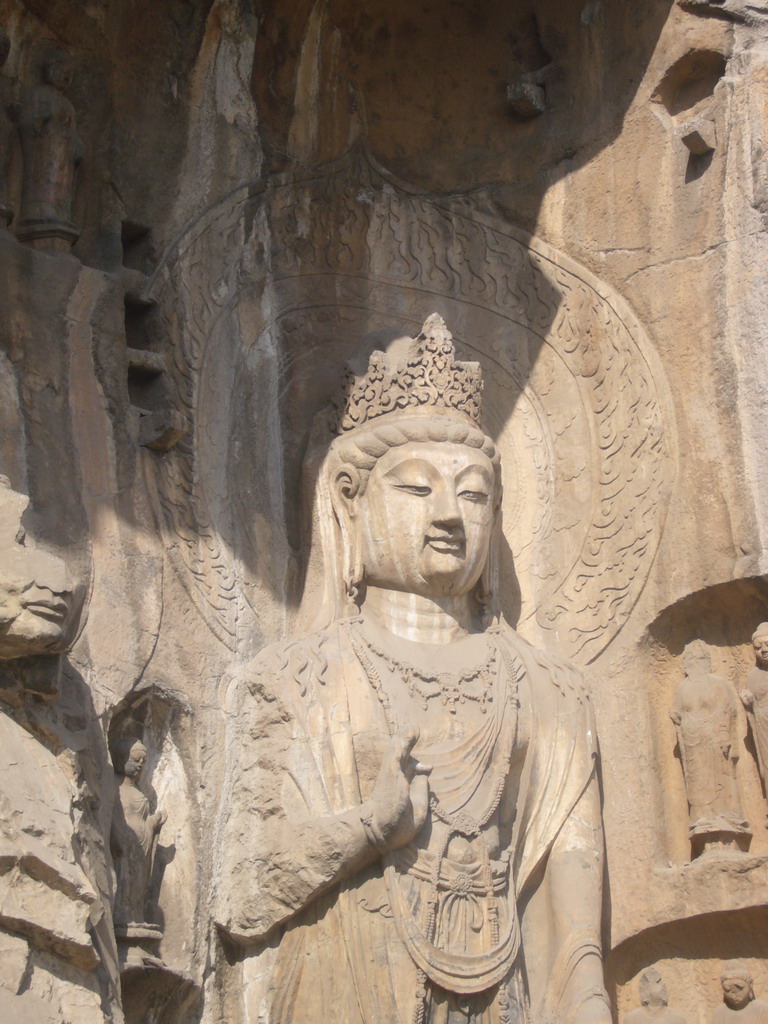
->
[477, 500, 501, 627]
[330, 466, 364, 611]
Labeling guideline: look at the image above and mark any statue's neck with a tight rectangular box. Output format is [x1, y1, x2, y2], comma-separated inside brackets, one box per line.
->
[361, 586, 475, 645]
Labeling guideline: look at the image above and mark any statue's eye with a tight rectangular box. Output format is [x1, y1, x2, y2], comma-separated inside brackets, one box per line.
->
[459, 490, 489, 504]
[396, 484, 431, 497]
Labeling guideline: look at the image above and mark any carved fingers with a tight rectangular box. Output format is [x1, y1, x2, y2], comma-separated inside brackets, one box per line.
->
[409, 772, 430, 833]
[369, 729, 431, 853]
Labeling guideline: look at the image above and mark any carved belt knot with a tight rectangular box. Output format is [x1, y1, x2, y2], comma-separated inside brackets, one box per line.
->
[450, 872, 473, 895]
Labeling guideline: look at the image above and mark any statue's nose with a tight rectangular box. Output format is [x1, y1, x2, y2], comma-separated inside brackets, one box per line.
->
[30, 547, 71, 594]
[432, 486, 462, 528]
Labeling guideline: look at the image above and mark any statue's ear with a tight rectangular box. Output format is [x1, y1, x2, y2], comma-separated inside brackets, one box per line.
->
[494, 481, 503, 516]
[329, 464, 364, 605]
[332, 465, 362, 521]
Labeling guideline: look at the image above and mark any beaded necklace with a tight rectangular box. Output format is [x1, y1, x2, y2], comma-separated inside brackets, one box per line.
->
[353, 625, 498, 714]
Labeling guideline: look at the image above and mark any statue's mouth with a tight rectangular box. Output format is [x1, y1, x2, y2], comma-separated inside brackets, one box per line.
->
[425, 536, 464, 555]
[23, 596, 69, 622]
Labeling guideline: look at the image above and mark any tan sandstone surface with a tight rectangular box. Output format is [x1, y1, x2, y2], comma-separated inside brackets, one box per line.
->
[0, 1, 767, 1021]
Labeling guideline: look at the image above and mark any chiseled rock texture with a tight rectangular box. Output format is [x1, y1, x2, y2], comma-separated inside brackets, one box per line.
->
[0, 0, 767, 1021]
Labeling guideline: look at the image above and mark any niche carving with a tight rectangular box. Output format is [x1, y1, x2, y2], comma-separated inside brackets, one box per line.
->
[107, 684, 197, 1022]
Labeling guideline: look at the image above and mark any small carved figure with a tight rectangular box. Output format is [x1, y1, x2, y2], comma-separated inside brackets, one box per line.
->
[713, 962, 768, 1024]
[110, 738, 166, 931]
[625, 968, 687, 1024]
[0, 27, 19, 228]
[17, 49, 82, 250]
[0, 476, 73, 661]
[670, 640, 749, 856]
[740, 624, 768, 807]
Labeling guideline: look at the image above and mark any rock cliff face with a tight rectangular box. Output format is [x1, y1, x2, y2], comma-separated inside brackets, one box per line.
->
[0, 1, 767, 1021]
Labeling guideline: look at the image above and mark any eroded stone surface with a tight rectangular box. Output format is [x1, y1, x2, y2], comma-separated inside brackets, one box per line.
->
[16, 48, 82, 251]
[0, 1, 767, 1021]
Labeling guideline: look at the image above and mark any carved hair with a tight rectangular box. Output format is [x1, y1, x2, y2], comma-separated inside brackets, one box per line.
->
[721, 961, 753, 984]
[332, 412, 500, 495]
[752, 623, 768, 642]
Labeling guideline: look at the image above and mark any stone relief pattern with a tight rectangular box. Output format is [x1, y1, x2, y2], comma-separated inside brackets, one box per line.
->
[541, 265, 668, 657]
[149, 156, 673, 662]
[152, 196, 247, 646]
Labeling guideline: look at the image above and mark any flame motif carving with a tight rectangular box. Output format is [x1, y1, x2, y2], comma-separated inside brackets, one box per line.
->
[146, 151, 675, 664]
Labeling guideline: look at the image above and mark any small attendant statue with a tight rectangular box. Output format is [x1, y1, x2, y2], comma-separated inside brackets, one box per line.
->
[713, 962, 768, 1024]
[740, 624, 768, 808]
[670, 640, 749, 857]
[625, 968, 687, 1024]
[111, 737, 166, 964]
[0, 27, 19, 229]
[17, 49, 82, 250]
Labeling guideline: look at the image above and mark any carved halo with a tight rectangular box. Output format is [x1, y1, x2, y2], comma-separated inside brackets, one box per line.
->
[146, 151, 675, 665]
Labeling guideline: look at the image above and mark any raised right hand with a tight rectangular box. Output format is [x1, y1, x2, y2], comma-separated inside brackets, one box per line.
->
[369, 728, 430, 851]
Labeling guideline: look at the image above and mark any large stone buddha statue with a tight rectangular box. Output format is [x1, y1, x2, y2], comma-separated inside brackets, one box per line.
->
[217, 315, 609, 1024]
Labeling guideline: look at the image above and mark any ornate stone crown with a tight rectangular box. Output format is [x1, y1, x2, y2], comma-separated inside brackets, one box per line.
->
[335, 313, 483, 433]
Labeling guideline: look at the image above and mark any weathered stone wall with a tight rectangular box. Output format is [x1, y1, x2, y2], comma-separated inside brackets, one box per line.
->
[0, 1, 767, 1021]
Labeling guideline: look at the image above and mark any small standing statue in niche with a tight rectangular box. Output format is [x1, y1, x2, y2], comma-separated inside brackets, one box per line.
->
[625, 968, 687, 1024]
[0, 27, 19, 229]
[670, 640, 750, 857]
[713, 962, 768, 1024]
[17, 48, 82, 251]
[111, 737, 167, 966]
[739, 624, 768, 813]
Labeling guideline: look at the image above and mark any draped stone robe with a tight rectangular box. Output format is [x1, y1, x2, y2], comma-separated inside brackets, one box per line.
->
[216, 619, 602, 1024]
[744, 665, 768, 790]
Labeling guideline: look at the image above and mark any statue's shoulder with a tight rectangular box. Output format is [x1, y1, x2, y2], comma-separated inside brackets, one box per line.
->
[747, 665, 768, 695]
[497, 621, 592, 715]
[624, 1010, 646, 1024]
[242, 622, 345, 699]
[668, 1013, 689, 1024]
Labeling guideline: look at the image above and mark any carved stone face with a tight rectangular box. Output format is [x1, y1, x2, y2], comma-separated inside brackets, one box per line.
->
[683, 640, 710, 676]
[353, 440, 496, 599]
[0, 486, 73, 659]
[639, 969, 666, 1009]
[124, 742, 147, 780]
[753, 635, 768, 667]
[722, 977, 752, 1010]
[44, 57, 74, 92]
